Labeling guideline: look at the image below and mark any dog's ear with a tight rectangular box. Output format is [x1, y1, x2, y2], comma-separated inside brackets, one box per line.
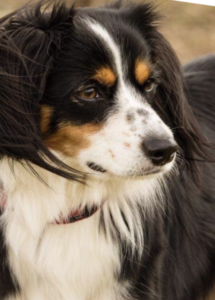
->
[0, 1, 83, 181]
[120, 3, 159, 31]
[3, 1, 75, 94]
[105, 0, 123, 10]
[120, 4, 213, 182]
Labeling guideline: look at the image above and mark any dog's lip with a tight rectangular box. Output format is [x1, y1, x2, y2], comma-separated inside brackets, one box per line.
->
[134, 169, 161, 177]
[143, 169, 160, 176]
[124, 166, 164, 178]
[106, 167, 162, 178]
[87, 162, 107, 173]
[86, 163, 163, 177]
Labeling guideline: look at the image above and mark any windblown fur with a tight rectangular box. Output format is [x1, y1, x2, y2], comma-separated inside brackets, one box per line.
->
[0, 1, 214, 300]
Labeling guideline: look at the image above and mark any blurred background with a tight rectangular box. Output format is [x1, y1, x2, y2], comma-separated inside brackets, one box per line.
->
[0, 0, 214, 63]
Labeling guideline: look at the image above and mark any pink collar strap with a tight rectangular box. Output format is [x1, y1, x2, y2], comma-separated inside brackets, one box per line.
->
[54, 200, 106, 225]
[54, 205, 100, 225]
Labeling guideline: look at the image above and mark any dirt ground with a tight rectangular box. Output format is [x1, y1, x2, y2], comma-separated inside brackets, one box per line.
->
[0, 0, 214, 64]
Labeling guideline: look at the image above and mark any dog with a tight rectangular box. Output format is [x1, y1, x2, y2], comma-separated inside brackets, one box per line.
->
[0, 1, 215, 299]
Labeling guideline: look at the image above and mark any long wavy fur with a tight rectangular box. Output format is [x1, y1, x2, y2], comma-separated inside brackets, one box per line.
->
[0, 1, 87, 181]
[0, 0, 213, 184]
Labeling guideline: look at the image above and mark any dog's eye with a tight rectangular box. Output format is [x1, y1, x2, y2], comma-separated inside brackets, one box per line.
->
[76, 87, 101, 101]
[144, 79, 155, 93]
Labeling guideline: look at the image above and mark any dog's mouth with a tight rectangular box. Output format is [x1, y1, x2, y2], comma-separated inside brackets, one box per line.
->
[86, 159, 173, 177]
[87, 162, 163, 178]
[87, 162, 107, 173]
[126, 168, 162, 178]
[142, 169, 161, 176]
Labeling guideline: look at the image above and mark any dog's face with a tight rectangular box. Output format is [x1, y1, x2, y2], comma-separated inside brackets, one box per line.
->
[5, 2, 202, 181]
[40, 5, 178, 178]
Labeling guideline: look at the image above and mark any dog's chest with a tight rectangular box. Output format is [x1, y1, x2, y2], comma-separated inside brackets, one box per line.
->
[1, 162, 147, 300]
[7, 215, 125, 300]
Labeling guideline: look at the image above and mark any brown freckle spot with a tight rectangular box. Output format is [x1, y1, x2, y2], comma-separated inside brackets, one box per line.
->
[135, 59, 150, 85]
[131, 126, 137, 132]
[108, 150, 115, 158]
[93, 67, 116, 87]
[124, 142, 131, 148]
[40, 105, 54, 134]
[43, 122, 103, 157]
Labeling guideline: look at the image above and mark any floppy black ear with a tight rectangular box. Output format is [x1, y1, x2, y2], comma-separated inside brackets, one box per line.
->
[120, 4, 213, 182]
[3, 0, 75, 95]
[0, 1, 83, 181]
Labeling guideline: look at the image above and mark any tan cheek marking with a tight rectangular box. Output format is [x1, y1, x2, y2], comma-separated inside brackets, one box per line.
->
[135, 60, 150, 85]
[40, 105, 54, 134]
[93, 67, 116, 87]
[44, 123, 103, 157]
[203, 285, 215, 300]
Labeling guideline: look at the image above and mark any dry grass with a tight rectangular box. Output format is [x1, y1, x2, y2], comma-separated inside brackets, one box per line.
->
[0, 0, 214, 63]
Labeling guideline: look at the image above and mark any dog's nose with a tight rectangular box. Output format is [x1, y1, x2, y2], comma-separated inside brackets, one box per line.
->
[143, 138, 178, 166]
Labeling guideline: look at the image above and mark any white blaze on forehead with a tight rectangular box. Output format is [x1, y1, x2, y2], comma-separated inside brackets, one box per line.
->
[85, 19, 174, 140]
[86, 20, 146, 109]
[87, 20, 124, 81]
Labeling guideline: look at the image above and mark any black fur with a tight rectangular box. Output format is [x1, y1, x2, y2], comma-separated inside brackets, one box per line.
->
[0, 1, 215, 299]
[0, 2, 83, 181]
[0, 227, 19, 298]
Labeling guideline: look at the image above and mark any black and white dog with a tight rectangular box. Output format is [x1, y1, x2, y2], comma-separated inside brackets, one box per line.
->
[0, 1, 215, 299]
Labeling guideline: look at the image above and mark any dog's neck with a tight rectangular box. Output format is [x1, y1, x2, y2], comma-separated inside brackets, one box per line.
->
[1, 157, 162, 249]
[0, 157, 165, 300]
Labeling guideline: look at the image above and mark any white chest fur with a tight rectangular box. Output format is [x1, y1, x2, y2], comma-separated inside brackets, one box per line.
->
[1, 159, 161, 300]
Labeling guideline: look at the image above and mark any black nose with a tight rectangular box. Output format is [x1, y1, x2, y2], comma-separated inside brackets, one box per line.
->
[143, 138, 178, 166]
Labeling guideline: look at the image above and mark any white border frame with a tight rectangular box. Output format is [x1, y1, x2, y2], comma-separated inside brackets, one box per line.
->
[174, 0, 215, 6]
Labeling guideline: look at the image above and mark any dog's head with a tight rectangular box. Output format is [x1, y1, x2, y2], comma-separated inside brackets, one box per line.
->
[0, 1, 209, 182]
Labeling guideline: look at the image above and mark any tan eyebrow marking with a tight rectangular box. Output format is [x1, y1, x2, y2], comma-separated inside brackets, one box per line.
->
[205, 285, 215, 300]
[135, 59, 150, 85]
[93, 66, 117, 87]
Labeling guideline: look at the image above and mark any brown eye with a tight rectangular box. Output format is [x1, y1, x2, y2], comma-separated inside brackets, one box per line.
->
[144, 79, 155, 92]
[77, 87, 99, 101]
